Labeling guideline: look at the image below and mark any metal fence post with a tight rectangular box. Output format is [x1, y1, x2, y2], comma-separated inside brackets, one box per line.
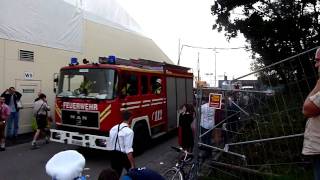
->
[192, 87, 202, 179]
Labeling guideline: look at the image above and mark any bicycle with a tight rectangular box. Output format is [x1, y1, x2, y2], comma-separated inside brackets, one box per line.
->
[162, 146, 197, 180]
[46, 150, 90, 180]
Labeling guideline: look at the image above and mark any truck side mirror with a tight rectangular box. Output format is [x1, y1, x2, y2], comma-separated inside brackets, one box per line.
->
[53, 73, 59, 94]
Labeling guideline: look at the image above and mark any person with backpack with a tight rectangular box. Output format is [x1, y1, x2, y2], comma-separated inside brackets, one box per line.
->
[107, 110, 135, 176]
[31, 93, 50, 149]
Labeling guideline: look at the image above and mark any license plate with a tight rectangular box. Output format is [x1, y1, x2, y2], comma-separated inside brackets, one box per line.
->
[71, 140, 82, 146]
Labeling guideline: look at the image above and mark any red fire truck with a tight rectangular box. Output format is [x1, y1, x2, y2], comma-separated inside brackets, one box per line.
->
[50, 56, 194, 153]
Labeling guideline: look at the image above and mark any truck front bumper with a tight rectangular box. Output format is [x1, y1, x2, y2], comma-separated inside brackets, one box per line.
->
[50, 129, 109, 150]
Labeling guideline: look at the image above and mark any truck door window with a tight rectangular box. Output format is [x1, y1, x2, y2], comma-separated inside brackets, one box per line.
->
[151, 76, 162, 95]
[141, 75, 148, 94]
[120, 73, 138, 97]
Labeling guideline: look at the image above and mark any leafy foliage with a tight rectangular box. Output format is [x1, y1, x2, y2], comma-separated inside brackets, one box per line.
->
[211, 0, 320, 70]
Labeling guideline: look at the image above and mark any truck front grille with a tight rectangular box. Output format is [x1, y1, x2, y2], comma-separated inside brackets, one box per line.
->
[61, 110, 99, 129]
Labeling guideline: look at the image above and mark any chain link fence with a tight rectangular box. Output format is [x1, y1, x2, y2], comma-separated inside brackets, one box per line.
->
[196, 46, 320, 179]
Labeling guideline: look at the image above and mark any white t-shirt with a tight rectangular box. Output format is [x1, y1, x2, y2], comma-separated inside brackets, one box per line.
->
[107, 122, 134, 154]
[33, 99, 50, 116]
[200, 103, 215, 129]
[303, 91, 320, 155]
[9, 95, 16, 112]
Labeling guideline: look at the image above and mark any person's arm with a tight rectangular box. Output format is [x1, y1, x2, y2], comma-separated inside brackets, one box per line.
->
[126, 152, 135, 169]
[303, 80, 320, 117]
[125, 131, 135, 169]
[1, 89, 8, 97]
[44, 102, 51, 111]
[15, 91, 22, 100]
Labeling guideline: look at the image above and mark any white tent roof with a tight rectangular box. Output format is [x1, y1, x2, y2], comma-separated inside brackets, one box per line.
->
[64, 0, 144, 36]
[0, 0, 172, 63]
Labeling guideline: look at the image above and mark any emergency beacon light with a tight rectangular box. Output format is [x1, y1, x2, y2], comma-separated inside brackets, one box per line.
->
[70, 57, 79, 65]
[99, 55, 116, 64]
[108, 55, 116, 64]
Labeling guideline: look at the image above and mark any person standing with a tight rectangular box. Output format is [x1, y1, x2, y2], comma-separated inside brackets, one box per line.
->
[200, 99, 215, 145]
[153, 78, 162, 95]
[178, 104, 195, 153]
[214, 99, 225, 147]
[1, 87, 22, 139]
[0, 97, 11, 151]
[107, 110, 135, 177]
[200, 99, 215, 157]
[302, 48, 320, 180]
[31, 93, 50, 149]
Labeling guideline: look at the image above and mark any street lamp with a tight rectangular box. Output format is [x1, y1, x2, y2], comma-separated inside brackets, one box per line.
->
[205, 73, 213, 87]
[214, 48, 218, 87]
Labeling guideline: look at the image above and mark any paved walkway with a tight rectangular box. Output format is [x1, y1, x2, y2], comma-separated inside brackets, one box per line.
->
[5, 132, 34, 147]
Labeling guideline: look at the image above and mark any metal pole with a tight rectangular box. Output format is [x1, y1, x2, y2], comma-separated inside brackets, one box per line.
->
[177, 38, 181, 65]
[199, 143, 246, 159]
[197, 52, 200, 81]
[226, 133, 304, 147]
[214, 48, 217, 87]
[230, 100, 250, 116]
[193, 87, 202, 179]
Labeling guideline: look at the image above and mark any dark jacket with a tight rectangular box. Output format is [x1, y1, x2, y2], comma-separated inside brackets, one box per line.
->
[123, 167, 165, 180]
[1, 90, 22, 112]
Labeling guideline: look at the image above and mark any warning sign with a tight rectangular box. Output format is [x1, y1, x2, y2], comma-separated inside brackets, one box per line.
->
[209, 93, 222, 109]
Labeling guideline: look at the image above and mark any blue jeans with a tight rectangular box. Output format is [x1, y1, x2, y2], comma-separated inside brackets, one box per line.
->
[201, 127, 213, 145]
[6, 112, 19, 138]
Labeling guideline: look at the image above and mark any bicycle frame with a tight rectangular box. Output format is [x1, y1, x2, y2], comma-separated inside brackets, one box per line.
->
[163, 146, 196, 180]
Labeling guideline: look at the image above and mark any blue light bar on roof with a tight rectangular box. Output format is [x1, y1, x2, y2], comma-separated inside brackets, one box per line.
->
[70, 57, 78, 65]
[108, 55, 116, 64]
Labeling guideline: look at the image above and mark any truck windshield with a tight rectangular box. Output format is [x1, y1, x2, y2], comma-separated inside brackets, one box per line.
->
[57, 68, 116, 99]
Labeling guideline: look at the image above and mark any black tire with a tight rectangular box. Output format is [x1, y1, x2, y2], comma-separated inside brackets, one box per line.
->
[133, 122, 150, 156]
[162, 168, 183, 180]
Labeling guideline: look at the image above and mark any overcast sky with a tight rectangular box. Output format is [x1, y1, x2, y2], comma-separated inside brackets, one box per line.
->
[117, 0, 255, 86]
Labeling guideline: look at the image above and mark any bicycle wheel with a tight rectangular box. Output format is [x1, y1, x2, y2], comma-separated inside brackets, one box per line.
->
[162, 167, 183, 180]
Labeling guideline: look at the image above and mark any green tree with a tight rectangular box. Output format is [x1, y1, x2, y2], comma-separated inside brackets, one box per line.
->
[211, 0, 320, 81]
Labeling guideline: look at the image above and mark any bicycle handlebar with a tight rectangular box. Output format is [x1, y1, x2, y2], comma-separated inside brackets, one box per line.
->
[170, 146, 193, 155]
[171, 146, 183, 152]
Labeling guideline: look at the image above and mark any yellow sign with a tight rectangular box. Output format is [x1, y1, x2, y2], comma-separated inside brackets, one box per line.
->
[209, 93, 222, 109]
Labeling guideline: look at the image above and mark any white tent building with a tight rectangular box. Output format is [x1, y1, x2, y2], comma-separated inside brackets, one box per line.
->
[0, 0, 172, 134]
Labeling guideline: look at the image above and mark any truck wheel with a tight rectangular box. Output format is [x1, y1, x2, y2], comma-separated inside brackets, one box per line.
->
[133, 122, 150, 156]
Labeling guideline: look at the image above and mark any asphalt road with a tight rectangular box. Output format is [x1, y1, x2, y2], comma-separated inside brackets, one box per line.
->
[0, 133, 179, 180]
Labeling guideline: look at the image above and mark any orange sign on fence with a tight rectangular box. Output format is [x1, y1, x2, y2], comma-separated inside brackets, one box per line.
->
[209, 93, 222, 109]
